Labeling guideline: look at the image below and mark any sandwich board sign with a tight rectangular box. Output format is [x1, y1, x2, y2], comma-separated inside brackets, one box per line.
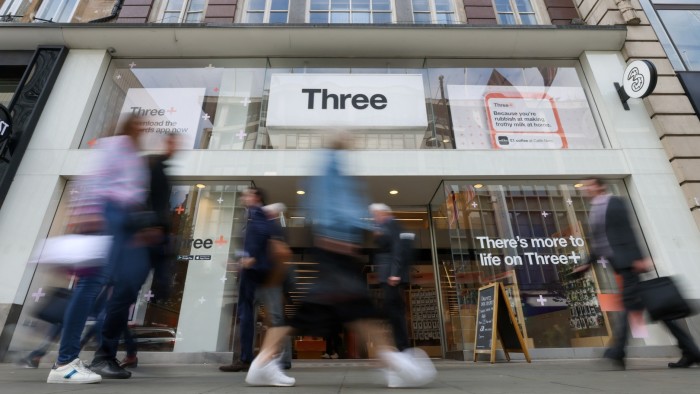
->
[474, 282, 531, 363]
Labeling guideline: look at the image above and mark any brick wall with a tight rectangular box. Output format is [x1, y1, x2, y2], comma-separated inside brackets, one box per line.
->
[204, 0, 237, 23]
[545, 0, 580, 25]
[463, 0, 497, 24]
[116, 0, 154, 23]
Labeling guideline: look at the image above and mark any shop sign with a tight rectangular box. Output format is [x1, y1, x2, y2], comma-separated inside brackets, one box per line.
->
[615, 60, 658, 110]
[0, 104, 11, 143]
[266, 74, 428, 130]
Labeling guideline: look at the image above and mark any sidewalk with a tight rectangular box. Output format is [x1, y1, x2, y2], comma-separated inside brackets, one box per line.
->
[1, 358, 700, 394]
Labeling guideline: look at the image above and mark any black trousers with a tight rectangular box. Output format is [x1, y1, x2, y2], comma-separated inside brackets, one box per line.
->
[382, 283, 410, 351]
[607, 270, 700, 359]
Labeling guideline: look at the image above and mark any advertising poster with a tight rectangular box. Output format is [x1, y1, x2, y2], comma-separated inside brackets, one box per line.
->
[117, 88, 207, 150]
[447, 85, 603, 150]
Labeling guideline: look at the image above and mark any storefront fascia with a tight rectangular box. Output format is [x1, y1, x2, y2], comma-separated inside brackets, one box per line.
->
[2, 25, 700, 358]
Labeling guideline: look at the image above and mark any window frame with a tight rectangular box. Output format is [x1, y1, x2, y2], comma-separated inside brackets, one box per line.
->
[306, 0, 396, 24]
[244, 0, 290, 23]
[34, 0, 80, 23]
[652, 2, 700, 71]
[0, 0, 22, 18]
[157, 0, 208, 23]
[411, 0, 457, 24]
[492, 0, 540, 25]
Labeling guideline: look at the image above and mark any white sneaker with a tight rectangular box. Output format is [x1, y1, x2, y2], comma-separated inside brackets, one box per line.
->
[245, 357, 296, 387]
[380, 348, 436, 388]
[47, 359, 102, 384]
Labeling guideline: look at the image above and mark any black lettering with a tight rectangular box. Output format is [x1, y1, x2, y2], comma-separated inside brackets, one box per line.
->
[193, 239, 203, 248]
[301, 88, 322, 109]
[340, 93, 352, 109]
[352, 94, 369, 109]
[203, 239, 213, 249]
[370, 94, 387, 109]
[322, 89, 338, 109]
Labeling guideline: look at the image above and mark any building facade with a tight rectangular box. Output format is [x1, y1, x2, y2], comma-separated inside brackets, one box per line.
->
[0, 0, 699, 361]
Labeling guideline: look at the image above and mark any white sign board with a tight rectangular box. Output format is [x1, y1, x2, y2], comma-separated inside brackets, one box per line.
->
[266, 74, 428, 130]
[118, 88, 206, 150]
[622, 60, 657, 99]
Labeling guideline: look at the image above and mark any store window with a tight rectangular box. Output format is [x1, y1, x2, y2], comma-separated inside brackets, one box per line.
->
[411, 0, 456, 24]
[493, 0, 538, 24]
[34, 0, 79, 22]
[159, 0, 207, 23]
[9, 181, 252, 354]
[431, 180, 650, 352]
[309, 0, 393, 24]
[245, 0, 289, 23]
[82, 59, 603, 150]
[655, 5, 700, 71]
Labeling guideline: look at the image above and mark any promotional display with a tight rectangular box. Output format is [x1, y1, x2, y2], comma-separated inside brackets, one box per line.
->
[266, 74, 428, 130]
[448, 85, 602, 150]
[117, 88, 207, 150]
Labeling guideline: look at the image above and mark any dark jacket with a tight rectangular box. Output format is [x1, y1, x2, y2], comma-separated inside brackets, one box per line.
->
[244, 205, 273, 283]
[147, 154, 172, 232]
[593, 196, 644, 272]
[375, 217, 411, 283]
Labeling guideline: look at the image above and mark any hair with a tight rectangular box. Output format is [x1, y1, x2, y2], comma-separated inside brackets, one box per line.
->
[586, 178, 607, 189]
[117, 114, 144, 137]
[369, 203, 391, 213]
[247, 186, 266, 205]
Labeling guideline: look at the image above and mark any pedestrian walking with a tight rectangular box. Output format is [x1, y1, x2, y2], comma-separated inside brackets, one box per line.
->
[576, 178, 700, 369]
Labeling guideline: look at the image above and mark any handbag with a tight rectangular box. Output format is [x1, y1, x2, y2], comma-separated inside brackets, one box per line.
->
[33, 287, 71, 324]
[30, 234, 112, 268]
[638, 276, 692, 321]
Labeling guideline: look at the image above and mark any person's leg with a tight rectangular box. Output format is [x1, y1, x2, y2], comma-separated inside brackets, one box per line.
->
[238, 272, 257, 364]
[382, 283, 410, 351]
[664, 319, 700, 367]
[257, 286, 292, 367]
[56, 274, 105, 365]
[28, 323, 63, 360]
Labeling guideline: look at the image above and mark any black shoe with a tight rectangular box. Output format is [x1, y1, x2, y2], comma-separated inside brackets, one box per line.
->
[16, 356, 40, 369]
[218, 360, 250, 372]
[668, 356, 699, 368]
[89, 358, 132, 379]
[601, 356, 626, 371]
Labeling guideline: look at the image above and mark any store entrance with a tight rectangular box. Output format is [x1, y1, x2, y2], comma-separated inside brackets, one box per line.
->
[276, 207, 444, 360]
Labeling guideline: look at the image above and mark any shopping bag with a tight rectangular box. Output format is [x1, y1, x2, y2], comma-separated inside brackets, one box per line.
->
[638, 276, 692, 321]
[30, 234, 112, 268]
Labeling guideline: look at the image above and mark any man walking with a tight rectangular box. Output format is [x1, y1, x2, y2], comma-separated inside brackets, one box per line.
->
[578, 178, 700, 369]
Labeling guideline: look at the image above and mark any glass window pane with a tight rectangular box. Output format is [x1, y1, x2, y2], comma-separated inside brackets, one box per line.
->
[331, 11, 350, 22]
[162, 11, 180, 23]
[436, 12, 454, 24]
[185, 11, 203, 23]
[354, 0, 371, 10]
[412, 0, 430, 12]
[246, 11, 265, 23]
[515, 0, 534, 12]
[271, 0, 289, 10]
[494, 0, 512, 12]
[57, 0, 78, 22]
[310, 11, 329, 22]
[353, 11, 371, 23]
[165, 0, 184, 12]
[520, 13, 537, 25]
[414, 12, 431, 23]
[435, 0, 453, 12]
[658, 10, 700, 71]
[331, 0, 350, 10]
[311, 0, 329, 10]
[372, 0, 391, 11]
[248, 0, 266, 10]
[189, 0, 206, 11]
[269, 11, 288, 23]
[372, 12, 392, 23]
[498, 13, 516, 24]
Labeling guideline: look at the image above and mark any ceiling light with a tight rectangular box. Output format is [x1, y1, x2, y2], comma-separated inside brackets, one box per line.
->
[195, 184, 206, 189]
[389, 190, 399, 195]
[296, 190, 305, 195]
[574, 183, 583, 188]
[474, 184, 484, 189]
[443, 138, 450, 143]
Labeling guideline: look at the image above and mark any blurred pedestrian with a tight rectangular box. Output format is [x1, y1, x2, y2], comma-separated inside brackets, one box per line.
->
[83, 115, 155, 380]
[245, 136, 436, 388]
[370, 203, 411, 352]
[576, 178, 700, 369]
[219, 187, 274, 372]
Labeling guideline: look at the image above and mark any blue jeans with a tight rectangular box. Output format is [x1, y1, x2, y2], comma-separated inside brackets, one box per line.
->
[238, 270, 258, 364]
[57, 274, 106, 364]
[92, 202, 150, 362]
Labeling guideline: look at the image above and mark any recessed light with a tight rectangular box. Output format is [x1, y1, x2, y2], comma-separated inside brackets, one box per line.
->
[296, 190, 305, 195]
[574, 183, 583, 188]
[443, 138, 450, 143]
[389, 190, 399, 195]
[196, 184, 206, 189]
[474, 184, 484, 189]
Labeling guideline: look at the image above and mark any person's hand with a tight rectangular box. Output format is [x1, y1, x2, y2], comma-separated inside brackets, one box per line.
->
[388, 276, 401, 286]
[633, 258, 653, 273]
[240, 257, 256, 269]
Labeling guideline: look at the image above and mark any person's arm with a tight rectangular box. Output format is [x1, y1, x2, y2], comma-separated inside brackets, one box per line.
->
[242, 208, 271, 269]
[606, 197, 645, 271]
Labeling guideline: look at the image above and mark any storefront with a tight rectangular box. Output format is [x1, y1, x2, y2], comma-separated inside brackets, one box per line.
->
[1, 25, 699, 361]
